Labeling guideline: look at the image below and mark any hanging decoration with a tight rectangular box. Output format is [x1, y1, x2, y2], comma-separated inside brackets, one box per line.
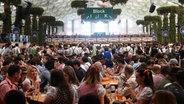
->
[71, 0, 88, 8]
[0, 13, 5, 21]
[1, 0, 21, 34]
[144, 15, 162, 43]
[178, 7, 184, 42]
[30, 7, 44, 16]
[157, 6, 179, 43]
[136, 20, 145, 34]
[38, 16, 56, 45]
[136, 20, 144, 26]
[29, 7, 44, 43]
[109, 0, 128, 6]
[179, 0, 184, 5]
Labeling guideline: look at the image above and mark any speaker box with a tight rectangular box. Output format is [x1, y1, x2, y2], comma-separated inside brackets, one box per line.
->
[149, 4, 156, 13]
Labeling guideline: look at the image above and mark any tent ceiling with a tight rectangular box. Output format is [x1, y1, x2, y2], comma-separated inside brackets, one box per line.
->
[23, 0, 180, 22]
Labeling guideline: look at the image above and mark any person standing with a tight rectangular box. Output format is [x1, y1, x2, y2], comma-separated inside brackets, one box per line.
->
[72, 59, 86, 82]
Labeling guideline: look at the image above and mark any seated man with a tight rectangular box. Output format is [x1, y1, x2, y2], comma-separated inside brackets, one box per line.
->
[121, 65, 137, 96]
[0, 65, 21, 104]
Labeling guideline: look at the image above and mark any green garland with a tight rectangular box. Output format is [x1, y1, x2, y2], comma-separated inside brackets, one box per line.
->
[1, 0, 21, 35]
[32, 15, 37, 32]
[157, 17, 162, 43]
[0, 13, 5, 20]
[29, 7, 44, 43]
[162, 14, 169, 43]
[178, 8, 184, 42]
[144, 16, 161, 22]
[38, 16, 43, 45]
[50, 21, 64, 35]
[39, 16, 55, 23]
[71, 0, 88, 8]
[136, 20, 144, 25]
[77, 9, 84, 15]
[24, 15, 31, 38]
[112, 9, 121, 19]
[50, 21, 64, 26]
[31, 15, 38, 42]
[38, 16, 56, 45]
[170, 13, 176, 43]
[144, 15, 162, 43]
[113, 9, 121, 15]
[136, 20, 145, 34]
[109, 0, 128, 6]
[162, 14, 168, 30]
[0, 0, 21, 5]
[3, 5, 11, 34]
[157, 6, 179, 43]
[71, 0, 128, 8]
[179, 0, 184, 5]
[30, 7, 44, 16]
[157, 6, 179, 14]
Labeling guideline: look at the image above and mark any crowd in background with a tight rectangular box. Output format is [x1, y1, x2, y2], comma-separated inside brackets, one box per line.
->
[0, 41, 184, 104]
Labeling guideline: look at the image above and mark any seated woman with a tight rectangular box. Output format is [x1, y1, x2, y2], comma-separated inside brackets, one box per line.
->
[22, 65, 40, 95]
[78, 64, 106, 104]
[44, 69, 74, 104]
[63, 66, 79, 103]
[126, 64, 154, 104]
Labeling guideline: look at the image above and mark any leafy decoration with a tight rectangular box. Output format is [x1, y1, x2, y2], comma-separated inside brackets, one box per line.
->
[144, 15, 162, 43]
[157, 6, 179, 14]
[157, 6, 179, 43]
[30, 7, 44, 16]
[77, 9, 84, 15]
[38, 16, 56, 45]
[0, 0, 21, 5]
[178, 8, 184, 42]
[110, 0, 128, 6]
[0, 13, 5, 20]
[179, 0, 184, 5]
[136, 20, 144, 25]
[50, 21, 64, 26]
[71, 0, 88, 8]
[3, 4, 12, 34]
[39, 16, 55, 23]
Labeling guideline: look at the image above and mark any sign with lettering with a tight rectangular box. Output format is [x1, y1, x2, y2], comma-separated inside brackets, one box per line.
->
[83, 7, 114, 21]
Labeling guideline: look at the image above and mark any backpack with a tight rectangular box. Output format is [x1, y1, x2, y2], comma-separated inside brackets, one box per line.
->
[164, 83, 184, 104]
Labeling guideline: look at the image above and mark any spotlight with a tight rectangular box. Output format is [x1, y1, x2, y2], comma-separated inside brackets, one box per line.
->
[149, 3, 156, 13]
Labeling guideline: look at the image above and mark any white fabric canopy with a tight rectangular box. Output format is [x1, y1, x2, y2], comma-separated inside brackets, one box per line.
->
[22, 0, 180, 22]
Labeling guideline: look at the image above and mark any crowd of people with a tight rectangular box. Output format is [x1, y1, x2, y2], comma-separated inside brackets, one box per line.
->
[0, 41, 183, 104]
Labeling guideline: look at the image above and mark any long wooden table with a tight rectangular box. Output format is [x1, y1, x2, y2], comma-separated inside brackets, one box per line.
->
[27, 93, 46, 103]
[28, 79, 119, 104]
[101, 78, 129, 104]
[102, 79, 118, 86]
